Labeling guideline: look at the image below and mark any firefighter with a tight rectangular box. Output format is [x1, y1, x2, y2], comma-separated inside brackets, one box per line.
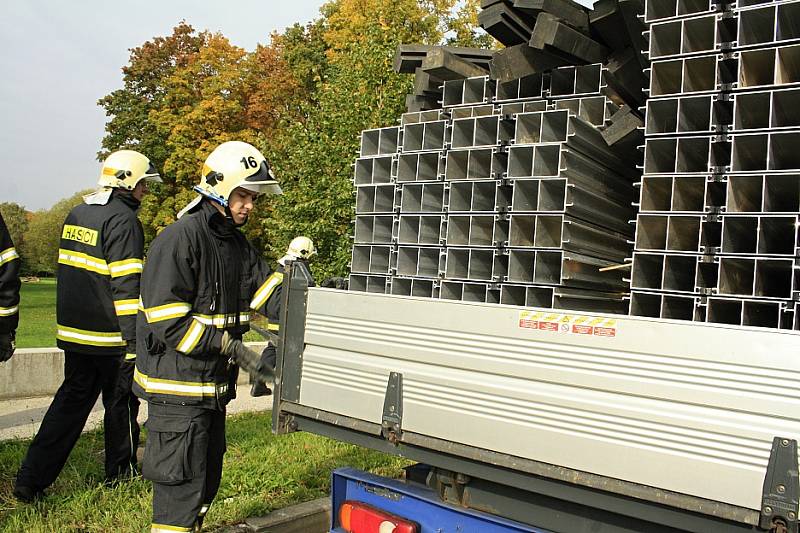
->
[13, 150, 161, 502]
[0, 212, 21, 363]
[249, 236, 316, 397]
[133, 141, 303, 532]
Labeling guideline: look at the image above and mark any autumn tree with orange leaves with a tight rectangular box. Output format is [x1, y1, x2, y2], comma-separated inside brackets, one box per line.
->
[98, 1, 490, 277]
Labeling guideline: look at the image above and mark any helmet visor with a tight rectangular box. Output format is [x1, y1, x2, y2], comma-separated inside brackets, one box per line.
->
[241, 160, 282, 195]
[143, 162, 162, 183]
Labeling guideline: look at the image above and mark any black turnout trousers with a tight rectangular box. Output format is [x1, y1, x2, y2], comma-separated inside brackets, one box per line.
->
[143, 403, 226, 531]
[16, 351, 139, 491]
[105, 359, 141, 479]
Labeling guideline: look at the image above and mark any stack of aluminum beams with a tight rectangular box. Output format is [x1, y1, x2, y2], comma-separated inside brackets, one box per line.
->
[350, 71, 637, 314]
[631, 0, 800, 329]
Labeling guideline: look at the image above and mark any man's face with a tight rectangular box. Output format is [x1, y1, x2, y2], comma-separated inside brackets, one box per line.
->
[132, 180, 149, 202]
[227, 187, 259, 225]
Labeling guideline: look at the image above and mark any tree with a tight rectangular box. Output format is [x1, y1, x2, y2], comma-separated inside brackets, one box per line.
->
[260, 0, 458, 280]
[23, 191, 91, 275]
[446, 0, 496, 48]
[0, 202, 28, 254]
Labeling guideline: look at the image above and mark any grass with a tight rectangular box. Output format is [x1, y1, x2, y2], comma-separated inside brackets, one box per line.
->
[0, 411, 410, 532]
[15, 280, 57, 349]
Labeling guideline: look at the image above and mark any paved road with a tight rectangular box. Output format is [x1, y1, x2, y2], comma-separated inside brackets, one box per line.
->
[0, 383, 274, 441]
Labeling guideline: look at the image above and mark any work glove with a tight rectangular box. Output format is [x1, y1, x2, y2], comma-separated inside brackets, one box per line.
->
[0, 331, 15, 363]
[250, 344, 277, 397]
[220, 331, 275, 383]
[125, 340, 136, 361]
[321, 277, 348, 290]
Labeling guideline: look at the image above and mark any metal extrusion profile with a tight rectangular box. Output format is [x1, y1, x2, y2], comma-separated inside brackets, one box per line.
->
[293, 287, 800, 514]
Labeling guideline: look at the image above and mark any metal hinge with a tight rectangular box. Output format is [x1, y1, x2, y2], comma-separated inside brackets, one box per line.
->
[761, 437, 799, 533]
[381, 372, 403, 445]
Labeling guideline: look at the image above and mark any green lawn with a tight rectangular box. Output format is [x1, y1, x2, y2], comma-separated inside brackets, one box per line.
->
[0, 411, 409, 532]
[16, 280, 57, 349]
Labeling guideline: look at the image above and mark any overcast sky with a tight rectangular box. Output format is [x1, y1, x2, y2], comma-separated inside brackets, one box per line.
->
[1, 1, 595, 211]
[0, 1, 327, 211]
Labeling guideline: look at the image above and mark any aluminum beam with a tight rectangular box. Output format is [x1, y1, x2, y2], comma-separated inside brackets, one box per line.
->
[442, 76, 495, 108]
[401, 121, 447, 152]
[724, 174, 800, 213]
[354, 215, 394, 245]
[360, 127, 399, 157]
[649, 14, 721, 60]
[396, 152, 442, 183]
[644, 0, 717, 24]
[389, 277, 438, 298]
[399, 183, 446, 213]
[451, 115, 515, 149]
[445, 248, 505, 282]
[445, 148, 507, 181]
[347, 274, 389, 294]
[447, 215, 507, 247]
[395, 247, 444, 278]
[355, 184, 395, 214]
[398, 215, 446, 245]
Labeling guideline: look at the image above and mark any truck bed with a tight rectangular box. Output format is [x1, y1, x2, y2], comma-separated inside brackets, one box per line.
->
[273, 281, 800, 531]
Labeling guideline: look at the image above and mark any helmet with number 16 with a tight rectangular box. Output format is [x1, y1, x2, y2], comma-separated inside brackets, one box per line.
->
[193, 141, 282, 206]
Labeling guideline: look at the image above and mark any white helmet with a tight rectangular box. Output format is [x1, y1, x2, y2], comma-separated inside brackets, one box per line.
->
[98, 150, 161, 190]
[279, 236, 317, 265]
[194, 141, 282, 206]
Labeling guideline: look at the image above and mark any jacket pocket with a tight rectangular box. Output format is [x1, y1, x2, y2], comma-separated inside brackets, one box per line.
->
[141, 414, 192, 485]
[144, 331, 166, 357]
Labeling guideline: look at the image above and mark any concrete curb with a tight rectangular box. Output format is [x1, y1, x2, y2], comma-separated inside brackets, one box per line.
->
[215, 497, 331, 533]
[0, 343, 268, 400]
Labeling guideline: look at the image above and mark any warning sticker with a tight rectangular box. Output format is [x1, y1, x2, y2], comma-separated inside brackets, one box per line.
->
[519, 311, 618, 338]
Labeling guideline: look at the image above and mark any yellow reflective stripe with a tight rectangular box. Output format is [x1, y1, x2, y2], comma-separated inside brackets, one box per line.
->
[114, 298, 139, 316]
[193, 312, 251, 327]
[151, 524, 192, 532]
[177, 319, 206, 354]
[267, 322, 280, 332]
[109, 258, 143, 278]
[0, 305, 18, 316]
[141, 301, 192, 323]
[250, 272, 283, 310]
[58, 249, 110, 276]
[134, 368, 217, 398]
[125, 353, 136, 361]
[0, 247, 19, 266]
[56, 325, 125, 347]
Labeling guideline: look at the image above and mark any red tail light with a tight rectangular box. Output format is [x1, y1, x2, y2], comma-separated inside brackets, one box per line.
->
[339, 501, 418, 533]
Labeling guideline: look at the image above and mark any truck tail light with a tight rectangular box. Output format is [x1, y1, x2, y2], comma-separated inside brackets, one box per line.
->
[339, 501, 418, 533]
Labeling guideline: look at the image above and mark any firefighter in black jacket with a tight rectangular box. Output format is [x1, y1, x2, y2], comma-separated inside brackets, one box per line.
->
[249, 235, 316, 397]
[14, 150, 161, 502]
[0, 212, 21, 363]
[134, 141, 293, 532]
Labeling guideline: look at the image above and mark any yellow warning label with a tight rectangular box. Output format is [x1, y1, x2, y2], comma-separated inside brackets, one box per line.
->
[62, 225, 98, 246]
[519, 311, 619, 338]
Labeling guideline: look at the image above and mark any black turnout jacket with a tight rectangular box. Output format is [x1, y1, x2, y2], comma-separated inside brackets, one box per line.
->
[56, 191, 143, 355]
[133, 200, 283, 410]
[0, 213, 21, 335]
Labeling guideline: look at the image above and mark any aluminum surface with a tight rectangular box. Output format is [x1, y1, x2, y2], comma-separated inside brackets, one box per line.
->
[297, 288, 800, 512]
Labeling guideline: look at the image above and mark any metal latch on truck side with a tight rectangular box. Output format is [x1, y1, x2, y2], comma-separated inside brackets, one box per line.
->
[381, 372, 403, 445]
[760, 437, 799, 533]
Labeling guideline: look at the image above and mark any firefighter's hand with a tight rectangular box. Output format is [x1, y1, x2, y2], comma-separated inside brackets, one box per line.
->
[0, 332, 15, 363]
[250, 344, 277, 398]
[321, 277, 348, 290]
[125, 340, 136, 361]
[220, 332, 274, 382]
